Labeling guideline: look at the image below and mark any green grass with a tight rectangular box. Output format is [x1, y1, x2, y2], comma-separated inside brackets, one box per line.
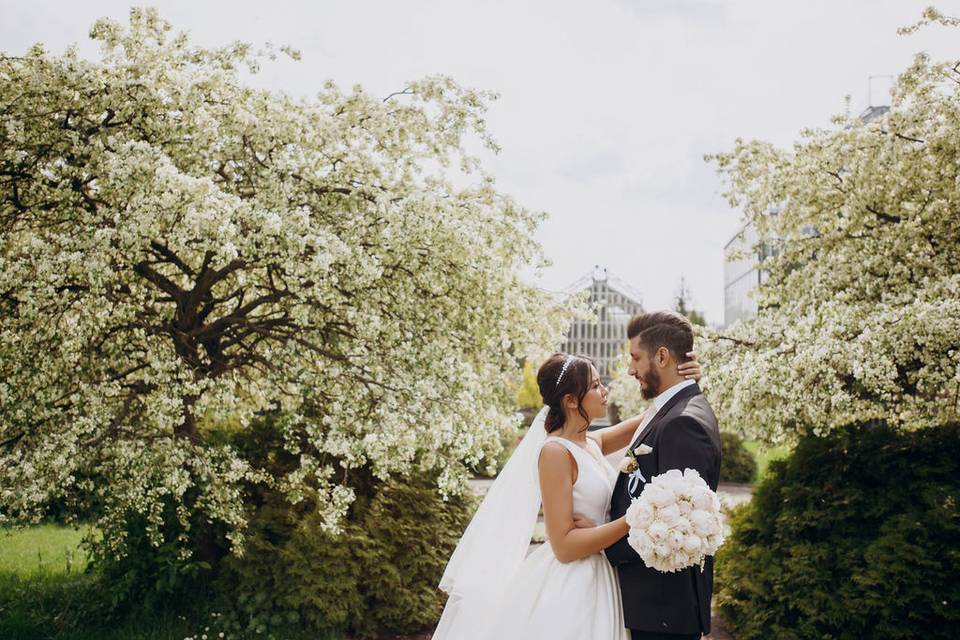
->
[744, 440, 792, 479]
[0, 525, 348, 640]
[0, 524, 201, 640]
[0, 523, 92, 576]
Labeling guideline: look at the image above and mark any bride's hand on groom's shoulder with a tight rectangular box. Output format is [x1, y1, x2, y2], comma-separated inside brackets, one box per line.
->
[678, 351, 702, 381]
[572, 513, 597, 529]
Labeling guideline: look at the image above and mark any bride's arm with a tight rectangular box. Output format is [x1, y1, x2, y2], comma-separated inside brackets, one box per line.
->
[538, 442, 629, 563]
[589, 409, 650, 456]
[591, 351, 703, 455]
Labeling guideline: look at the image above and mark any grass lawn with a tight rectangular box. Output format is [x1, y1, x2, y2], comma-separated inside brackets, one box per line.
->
[0, 524, 198, 640]
[0, 523, 91, 576]
[744, 440, 792, 480]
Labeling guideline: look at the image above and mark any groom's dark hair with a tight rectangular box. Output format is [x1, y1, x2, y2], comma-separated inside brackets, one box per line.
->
[627, 311, 693, 363]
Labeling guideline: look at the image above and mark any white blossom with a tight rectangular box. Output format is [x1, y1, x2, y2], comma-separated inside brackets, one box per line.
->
[695, 21, 960, 444]
[0, 9, 572, 558]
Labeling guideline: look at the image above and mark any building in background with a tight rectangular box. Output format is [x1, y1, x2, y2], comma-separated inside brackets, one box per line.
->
[859, 104, 889, 124]
[723, 220, 773, 327]
[560, 266, 644, 383]
[724, 212, 821, 327]
[723, 104, 889, 328]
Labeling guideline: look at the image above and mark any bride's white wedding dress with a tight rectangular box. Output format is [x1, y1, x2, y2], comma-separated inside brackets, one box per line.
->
[434, 415, 629, 640]
[487, 436, 630, 639]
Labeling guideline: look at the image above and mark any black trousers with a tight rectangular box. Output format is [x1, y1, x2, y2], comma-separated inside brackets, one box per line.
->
[630, 630, 701, 640]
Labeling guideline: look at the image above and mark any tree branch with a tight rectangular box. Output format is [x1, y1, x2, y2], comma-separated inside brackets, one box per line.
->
[149, 241, 196, 277]
[865, 204, 902, 224]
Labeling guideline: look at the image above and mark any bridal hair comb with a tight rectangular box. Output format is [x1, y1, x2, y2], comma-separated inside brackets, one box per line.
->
[555, 355, 575, 387]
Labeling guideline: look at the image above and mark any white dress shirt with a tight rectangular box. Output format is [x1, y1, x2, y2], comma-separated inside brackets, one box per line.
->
[653, 378, 696, 413]
[603, 379, 697, 467]
[632, 378, 696, 443]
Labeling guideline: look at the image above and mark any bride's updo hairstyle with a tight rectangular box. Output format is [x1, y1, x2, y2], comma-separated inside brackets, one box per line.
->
[537, 353, 593, 433]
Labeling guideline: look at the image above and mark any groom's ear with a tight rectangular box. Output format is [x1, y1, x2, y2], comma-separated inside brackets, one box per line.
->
[655, 346, 672, 368]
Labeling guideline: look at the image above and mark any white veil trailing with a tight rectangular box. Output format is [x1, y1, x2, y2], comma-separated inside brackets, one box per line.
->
[433, 407, 549, 640]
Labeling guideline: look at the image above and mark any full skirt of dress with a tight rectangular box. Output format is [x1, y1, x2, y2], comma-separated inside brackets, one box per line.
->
[444, 542, 629, 640]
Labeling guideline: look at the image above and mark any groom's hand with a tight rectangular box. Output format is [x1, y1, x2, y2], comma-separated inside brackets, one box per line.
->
[572, 513, 597, 528]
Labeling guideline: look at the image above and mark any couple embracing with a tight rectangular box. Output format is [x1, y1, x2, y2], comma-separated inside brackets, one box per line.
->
[435, 311, 722, 640]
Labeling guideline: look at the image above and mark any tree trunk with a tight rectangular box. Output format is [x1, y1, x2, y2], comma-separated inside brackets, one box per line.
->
[176, 394, 199, 441]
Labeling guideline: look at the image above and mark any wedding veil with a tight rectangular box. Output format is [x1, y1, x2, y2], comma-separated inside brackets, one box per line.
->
[433, 406, 548, 639]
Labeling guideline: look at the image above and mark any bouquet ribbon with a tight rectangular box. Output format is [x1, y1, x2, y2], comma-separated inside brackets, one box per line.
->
[627, 469, 646, 495]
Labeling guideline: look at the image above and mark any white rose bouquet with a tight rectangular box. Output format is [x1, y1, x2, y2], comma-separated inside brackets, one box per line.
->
[624, 468, 725, 573]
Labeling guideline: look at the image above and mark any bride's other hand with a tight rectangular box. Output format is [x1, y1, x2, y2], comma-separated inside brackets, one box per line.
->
[572, 513, 596, 529]
[678, 351, 702, 381]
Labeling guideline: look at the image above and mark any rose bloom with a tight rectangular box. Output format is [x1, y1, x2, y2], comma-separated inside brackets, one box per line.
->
[683, 534, 702, 552]
[645, 484, 674, 508]
[690, 510, 715, 536]
[658, 504, 682, 526]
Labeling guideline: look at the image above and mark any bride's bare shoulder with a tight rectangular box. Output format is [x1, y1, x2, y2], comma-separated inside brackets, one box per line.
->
[539, 439, 572, 459]
[538, 439, 577, 482]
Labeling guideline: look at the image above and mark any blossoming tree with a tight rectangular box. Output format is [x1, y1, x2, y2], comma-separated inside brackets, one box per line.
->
[0, 9, 570, 555]
[699, 9, 960, 444]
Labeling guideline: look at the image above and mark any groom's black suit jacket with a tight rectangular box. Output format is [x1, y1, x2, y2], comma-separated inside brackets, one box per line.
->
[606, 383, 721, 636]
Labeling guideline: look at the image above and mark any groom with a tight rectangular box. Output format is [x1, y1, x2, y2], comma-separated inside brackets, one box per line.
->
[605, 311, 721, 640]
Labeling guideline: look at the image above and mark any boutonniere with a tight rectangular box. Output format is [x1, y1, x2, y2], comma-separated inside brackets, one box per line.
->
[618, 444, 653, 474]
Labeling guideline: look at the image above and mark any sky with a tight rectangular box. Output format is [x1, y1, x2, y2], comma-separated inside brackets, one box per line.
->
[2, 0, 957, 326]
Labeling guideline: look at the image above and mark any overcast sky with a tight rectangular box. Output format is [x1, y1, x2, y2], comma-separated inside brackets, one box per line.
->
[2, 0, 957, 325]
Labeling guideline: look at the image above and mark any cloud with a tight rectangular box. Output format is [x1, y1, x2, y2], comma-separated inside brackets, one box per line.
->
[557, 148, 627, 183]
[618, 0, 728, 25]
[2, 0, 955, 326]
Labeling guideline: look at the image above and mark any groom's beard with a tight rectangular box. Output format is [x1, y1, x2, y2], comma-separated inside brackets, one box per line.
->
[640, 367, 661, 400]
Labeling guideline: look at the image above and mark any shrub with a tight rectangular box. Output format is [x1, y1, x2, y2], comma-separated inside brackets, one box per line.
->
[87, 479, 230, 617]
[214, 415, 477, 639]
[355, 475, 476, 633]
[719, 431, 757, 484]
[216, 476, 475, 638]
[715, 421, 960, 639]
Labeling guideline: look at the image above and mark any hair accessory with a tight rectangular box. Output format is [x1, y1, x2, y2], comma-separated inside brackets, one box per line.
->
[555, 355, 575, 387]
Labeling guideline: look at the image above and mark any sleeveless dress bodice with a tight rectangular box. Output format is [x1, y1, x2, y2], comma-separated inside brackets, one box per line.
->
[542, 436, 618, 527]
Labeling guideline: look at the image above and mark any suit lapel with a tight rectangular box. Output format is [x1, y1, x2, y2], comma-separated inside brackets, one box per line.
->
[628, 383, 702, 452]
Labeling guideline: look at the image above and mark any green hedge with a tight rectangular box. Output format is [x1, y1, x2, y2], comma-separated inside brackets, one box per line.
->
[213, 416, 477, 639]
[716, 421, 960, 639]
[78, 413, 477, 639]
[719, 431, 757, 484]
[216, 477, 475, 639]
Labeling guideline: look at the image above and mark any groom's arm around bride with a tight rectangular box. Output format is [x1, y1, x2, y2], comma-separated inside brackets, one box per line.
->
[605, 311, 722, 639]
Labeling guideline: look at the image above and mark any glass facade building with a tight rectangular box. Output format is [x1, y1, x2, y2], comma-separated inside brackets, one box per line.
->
[723, 222, 767, 327]
[560, 268, 644, 383]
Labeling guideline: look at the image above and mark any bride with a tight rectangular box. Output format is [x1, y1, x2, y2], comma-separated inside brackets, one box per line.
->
[434, 352, 701, 639]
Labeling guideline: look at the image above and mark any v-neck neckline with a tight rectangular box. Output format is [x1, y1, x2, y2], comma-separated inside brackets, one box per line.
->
[548, 436, 615, 493]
